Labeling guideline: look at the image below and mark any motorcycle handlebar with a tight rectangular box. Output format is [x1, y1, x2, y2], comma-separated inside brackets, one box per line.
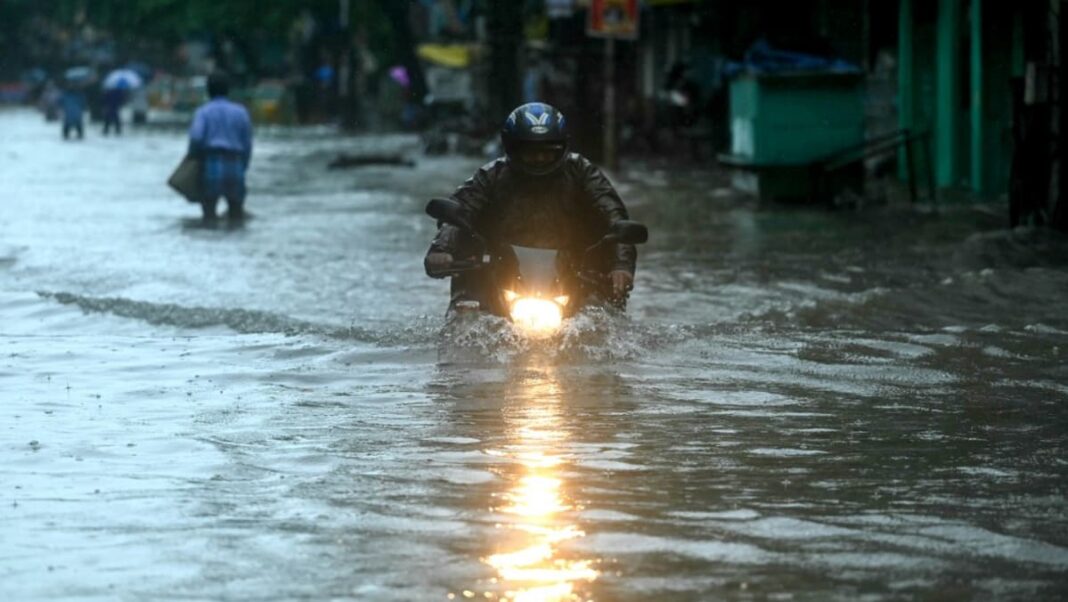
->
[448, 259, 482, 270]
[429, 257, 486, 277]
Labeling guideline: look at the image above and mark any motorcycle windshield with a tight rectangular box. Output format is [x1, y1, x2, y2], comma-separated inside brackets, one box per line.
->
[509, 245, 565, 296]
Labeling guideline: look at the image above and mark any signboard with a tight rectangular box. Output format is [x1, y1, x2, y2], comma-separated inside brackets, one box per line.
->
[587, 0, 640, 40]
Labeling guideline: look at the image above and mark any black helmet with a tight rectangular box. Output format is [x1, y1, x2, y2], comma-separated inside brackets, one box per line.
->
[501, 102, 569, 176]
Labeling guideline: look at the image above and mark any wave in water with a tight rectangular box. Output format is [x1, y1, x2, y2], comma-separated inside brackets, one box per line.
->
[50, 283, 1056, 366]
[37, 290, 758, 362]
[38, 291, 441, 346]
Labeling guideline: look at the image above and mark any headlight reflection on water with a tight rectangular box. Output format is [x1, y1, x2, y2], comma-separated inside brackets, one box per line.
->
[455, 365, 599, 602]
[485, 453, 598, 602]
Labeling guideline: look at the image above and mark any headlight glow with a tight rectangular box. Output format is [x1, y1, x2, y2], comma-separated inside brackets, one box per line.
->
[509, 297, 564, 337]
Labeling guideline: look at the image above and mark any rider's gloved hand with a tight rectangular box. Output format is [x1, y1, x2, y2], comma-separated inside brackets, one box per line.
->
[425, 252, 454, 277]
[610, 270, 634, 299]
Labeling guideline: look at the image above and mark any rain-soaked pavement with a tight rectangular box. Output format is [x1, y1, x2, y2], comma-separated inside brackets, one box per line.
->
[2, 107, 1068, 601]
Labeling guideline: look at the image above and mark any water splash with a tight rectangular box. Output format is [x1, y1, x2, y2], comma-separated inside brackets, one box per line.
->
[436, 306, 690, 364]
[437, 311, 528, 363]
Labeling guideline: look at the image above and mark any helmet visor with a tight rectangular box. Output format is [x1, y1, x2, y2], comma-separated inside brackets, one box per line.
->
[515, 142, 566, 173]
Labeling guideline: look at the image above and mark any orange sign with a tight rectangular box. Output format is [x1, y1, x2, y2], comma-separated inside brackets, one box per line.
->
[587, 0, 640, 40]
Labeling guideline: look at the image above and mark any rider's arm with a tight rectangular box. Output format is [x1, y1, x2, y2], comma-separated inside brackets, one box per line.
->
[578, 157, 637, 275]
[425, 224, 458, 277]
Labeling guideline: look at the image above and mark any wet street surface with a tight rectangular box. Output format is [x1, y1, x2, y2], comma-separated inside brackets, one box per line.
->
[2, 108, 1068, 600]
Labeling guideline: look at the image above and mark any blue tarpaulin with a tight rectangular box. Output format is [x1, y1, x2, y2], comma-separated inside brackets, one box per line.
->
[726, 38, 860, 78]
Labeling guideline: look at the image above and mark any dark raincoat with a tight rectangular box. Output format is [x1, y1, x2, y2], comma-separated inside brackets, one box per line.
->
[426, 153, 636, 306]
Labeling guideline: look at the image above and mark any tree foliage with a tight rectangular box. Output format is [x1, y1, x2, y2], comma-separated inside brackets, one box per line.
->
[40, 0, 349, 41]
[2, 0, 400, 78]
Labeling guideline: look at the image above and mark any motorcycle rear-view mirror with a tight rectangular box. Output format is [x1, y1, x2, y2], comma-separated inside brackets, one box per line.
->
[608, 220, 649, 245]
[426, 198, 463, 224]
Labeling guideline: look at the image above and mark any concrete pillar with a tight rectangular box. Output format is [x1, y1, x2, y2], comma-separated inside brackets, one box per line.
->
[936, 0, 963, 187]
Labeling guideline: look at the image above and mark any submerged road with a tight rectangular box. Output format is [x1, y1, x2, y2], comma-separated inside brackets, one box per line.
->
[2, 108, 1068, 600]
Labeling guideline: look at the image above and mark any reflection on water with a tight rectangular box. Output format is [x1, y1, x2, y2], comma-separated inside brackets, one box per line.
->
[453, 363, 599, 602]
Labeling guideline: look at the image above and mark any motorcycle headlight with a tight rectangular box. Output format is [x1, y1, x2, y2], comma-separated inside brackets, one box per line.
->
[509, 297, 563, 338]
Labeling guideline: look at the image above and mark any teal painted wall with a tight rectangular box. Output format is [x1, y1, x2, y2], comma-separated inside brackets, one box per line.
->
[935, 0, 964, 188]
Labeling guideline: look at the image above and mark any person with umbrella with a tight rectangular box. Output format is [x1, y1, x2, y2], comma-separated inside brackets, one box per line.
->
[187, 71, 253, 225]
[101, 68, 142, 136]
[124, 63, 154, 124]
[59, 67, 93, 140]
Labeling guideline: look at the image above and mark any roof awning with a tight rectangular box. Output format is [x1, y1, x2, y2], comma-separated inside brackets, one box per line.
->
[416, 44, 472, 69]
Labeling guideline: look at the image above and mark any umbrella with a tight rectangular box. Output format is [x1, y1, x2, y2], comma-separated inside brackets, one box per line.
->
[103, 68, 143, 90]
[22, 67, 49, 85]
[388, 65, 410, 88]
[63, 66, 95, 85]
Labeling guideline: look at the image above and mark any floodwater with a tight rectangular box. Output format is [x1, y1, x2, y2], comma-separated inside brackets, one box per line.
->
[2, 107, 1068, 601]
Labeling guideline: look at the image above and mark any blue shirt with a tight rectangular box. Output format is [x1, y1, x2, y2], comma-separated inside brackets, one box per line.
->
[189, 97, 253, 164]
[60, 90, 85, 123]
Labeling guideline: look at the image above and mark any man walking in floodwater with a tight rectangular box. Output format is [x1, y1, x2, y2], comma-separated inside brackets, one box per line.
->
[188, 72, 253, 224]
[101, 86, 125, 135]
[60, 86, 86, 140]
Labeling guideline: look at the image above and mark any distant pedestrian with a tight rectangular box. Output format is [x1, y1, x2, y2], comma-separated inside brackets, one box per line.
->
[188, 72, 253, 224]
[40, 80, 61, 122]
[101, 87, 125, 135]
[130, 86, 149, 124]
[60, 87, 86, 140]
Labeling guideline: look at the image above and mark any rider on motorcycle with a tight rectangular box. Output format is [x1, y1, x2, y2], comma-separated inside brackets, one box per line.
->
[424, 102, 637, 312]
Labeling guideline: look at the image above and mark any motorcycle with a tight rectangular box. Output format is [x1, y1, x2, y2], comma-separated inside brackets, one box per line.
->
[425, 198, 649, 338]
